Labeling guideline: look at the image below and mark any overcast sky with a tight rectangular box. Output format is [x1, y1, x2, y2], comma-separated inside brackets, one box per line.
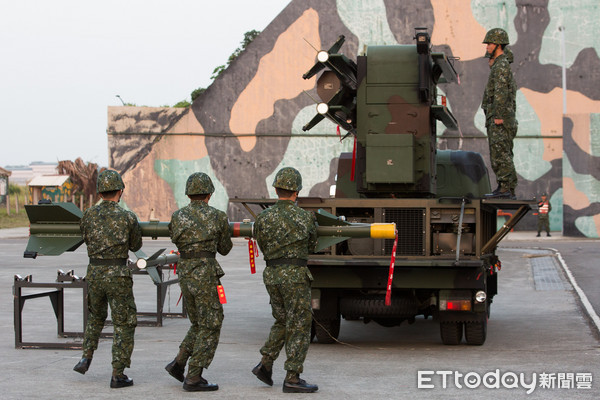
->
[0, 0, 291, 168]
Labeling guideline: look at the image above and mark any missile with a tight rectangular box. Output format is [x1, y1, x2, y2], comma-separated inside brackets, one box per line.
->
[23, 203, 396, 264]
[134, 248, 180, 284]
[136, 250, 180, 270]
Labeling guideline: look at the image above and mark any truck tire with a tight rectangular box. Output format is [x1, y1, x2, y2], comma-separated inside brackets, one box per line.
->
[313, 289, 340, 344]
[440, 321, 463, 345]
[313, 314, 340, 344]
[465, 318, 487, 345]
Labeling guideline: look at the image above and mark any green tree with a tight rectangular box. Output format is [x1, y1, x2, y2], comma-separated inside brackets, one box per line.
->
[8, 184, 23, 195]
[192, 30, 261, 101]
[191, 88, 206, 101]
[173, 100, 191, 108]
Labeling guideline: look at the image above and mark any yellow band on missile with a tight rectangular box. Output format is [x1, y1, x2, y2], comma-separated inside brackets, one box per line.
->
[370, 223, 396, 239]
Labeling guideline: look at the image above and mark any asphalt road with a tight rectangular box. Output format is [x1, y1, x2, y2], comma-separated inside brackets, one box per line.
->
[0, 234, 598, 399]
[502, 232, 600, 331]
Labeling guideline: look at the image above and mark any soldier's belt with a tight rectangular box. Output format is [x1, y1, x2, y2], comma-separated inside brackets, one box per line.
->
[179, 250, 216, 259]
[89, 258, 128, 266]
[266, 258, 308, 267]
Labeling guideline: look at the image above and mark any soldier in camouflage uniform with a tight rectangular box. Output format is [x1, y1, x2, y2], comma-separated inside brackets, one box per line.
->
[482, 28, 518, 199]
[536, 193, 552, 237]
[251, 167, 318, 393]
[73, 169, 142, 389]
[165, 172, 232, 392]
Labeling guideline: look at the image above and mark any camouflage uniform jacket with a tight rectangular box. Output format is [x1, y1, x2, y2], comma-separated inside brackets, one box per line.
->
[80, 200, 142, 279]
[481, 53, 517, 128]
[255, 200, 317, 285]
[169, 201, 232, 278]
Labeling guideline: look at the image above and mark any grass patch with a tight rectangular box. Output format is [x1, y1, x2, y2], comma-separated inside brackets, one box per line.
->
[0, 190, 29, 229]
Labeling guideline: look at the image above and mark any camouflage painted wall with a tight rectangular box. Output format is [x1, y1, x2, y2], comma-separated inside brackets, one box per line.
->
[108, 0, 600, 237]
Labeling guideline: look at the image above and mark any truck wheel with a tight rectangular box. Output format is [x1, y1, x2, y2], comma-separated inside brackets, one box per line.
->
[465, 318, 487, 345]
[440, 322, 463, 345]
[313, 314, 341, 344]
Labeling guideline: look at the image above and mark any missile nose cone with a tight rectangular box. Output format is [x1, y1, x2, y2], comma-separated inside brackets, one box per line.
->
[370, 223, 397, 239]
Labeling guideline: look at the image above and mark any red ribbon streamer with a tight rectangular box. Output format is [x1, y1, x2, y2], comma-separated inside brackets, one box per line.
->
[169, 250, 179, 274]
[217, 284, 227, 304]
[247, 238, 257, 274]
[336, 125, 341, 141]
[350, 135, 357, 182]
[385, 230, 398, 306]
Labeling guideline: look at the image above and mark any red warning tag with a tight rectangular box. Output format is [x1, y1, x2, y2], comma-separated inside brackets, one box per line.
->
[169, 250, 179, 274]
[217, 284, 227, 304]
[247, 238, 257, 274]
[385, 230, 398, 306]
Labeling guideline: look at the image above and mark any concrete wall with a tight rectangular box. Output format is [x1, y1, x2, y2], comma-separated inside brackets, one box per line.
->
[107, 0, 600, 237]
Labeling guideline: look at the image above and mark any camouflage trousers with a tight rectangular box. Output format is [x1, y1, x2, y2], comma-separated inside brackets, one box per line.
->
[537, 215, 550, 233]
[260, 281, 312, 374]
[83, 276, 137, 374]
[487, 122, 518, 191]
[178, 272, 223, 376]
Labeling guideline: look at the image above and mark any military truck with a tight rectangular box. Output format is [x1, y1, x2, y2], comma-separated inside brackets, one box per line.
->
[233, 29, 531, 345]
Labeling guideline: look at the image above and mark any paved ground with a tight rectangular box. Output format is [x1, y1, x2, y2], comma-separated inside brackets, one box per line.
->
[502, 230, 600, 333]
[1, 229, 599, 399]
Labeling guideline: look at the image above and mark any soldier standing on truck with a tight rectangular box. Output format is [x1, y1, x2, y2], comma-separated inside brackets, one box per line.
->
[73, 170, 142, 389]
[536, 193, 552, 237]
[251, 167, 318, 394]
[481, 28, 518, 199]
[165, 172, 232, 391]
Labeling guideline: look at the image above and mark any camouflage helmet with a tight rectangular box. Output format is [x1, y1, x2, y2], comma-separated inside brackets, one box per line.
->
[185, 172, 215, 195]
[272, 167, 302, 191]
[483, 28, 509, 45]
[96, 170, 124, 193]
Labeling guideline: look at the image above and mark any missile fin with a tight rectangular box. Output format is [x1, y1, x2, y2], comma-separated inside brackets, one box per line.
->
[328, 35, 346, 54]
[146, 248, 166, 262]
[316, 236, 350, 252]
[146, 266, 162, 285]
[134, 249, 147, 259]
[24, 235, 84, 257]
[315, 209, 350, 226]
[25, 202, 82, 223]
[303, 62, 325, 80]
[302, 113, 325, 131]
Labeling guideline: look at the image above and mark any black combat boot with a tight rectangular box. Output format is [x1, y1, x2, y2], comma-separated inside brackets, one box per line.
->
[110, 373, 134, 388]
[183, 369, 218, 392]
[165, 347, 189, 382]
[73, 356, 92, 374]
[165, 359, 186, 382]
[283, 372, 318, 393]
[484, 189, 514, 199]
[252, 362, 273, 386]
